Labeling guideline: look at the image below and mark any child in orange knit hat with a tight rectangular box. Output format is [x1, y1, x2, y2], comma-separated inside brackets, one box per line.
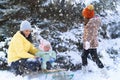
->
[81, 4, 104, 72]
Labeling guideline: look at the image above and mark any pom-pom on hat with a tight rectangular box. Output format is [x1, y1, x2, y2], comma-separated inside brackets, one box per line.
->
[82, 4, 95, 19]
[20, 20, 32, 31]
[87, 4, 94, 10]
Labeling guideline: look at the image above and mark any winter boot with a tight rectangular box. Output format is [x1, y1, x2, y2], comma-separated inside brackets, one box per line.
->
[89, 49, 104, 68]
[96, 60, 104, 68]
[14, 66, 24, 76]
[82, 66, 87, 73]
[46, 61, 52, 70]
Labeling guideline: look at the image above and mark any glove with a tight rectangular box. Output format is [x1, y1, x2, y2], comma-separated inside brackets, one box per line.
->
[85, 41, 90, 50]
[49, 58, 55, 63]
[38, 58, 43, 62]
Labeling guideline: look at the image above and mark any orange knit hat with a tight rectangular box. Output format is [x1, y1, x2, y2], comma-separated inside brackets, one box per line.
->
[82, 4, 95, 19]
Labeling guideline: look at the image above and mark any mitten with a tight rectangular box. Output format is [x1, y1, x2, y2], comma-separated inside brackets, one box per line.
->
[49, 58, 55, 63]
[38, 58, 43, 62]
[85, 41, 90, 50]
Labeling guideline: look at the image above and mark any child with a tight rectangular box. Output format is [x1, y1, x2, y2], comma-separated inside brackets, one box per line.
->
[35, 40, 56, 70]
[81, 4, 104, 70]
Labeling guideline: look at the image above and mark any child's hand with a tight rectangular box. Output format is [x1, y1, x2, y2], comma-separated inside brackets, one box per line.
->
[35, 56, 43, 62]
[38, 58, 43, 62]
[49, 58, 55, 63]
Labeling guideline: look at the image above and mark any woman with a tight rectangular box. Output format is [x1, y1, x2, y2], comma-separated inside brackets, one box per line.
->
[8, 20, 41, 75]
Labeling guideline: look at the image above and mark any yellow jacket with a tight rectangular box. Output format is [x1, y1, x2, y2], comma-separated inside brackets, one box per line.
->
[8, 31, 39, 63]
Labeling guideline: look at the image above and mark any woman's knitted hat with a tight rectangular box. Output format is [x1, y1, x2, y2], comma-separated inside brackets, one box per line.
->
[20, 20, 32, 31]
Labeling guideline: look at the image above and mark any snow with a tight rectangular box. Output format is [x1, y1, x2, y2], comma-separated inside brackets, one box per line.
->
[0, 71, 23, 80]
[102, 2, 120, 25]
[42, 0, 100, 6]
[83, 0, 99, 6]
[0, 0, 120, 80]
[0, 51, 6, 58]
[0, 39, 120, 80]
[60, 31, 79, 42]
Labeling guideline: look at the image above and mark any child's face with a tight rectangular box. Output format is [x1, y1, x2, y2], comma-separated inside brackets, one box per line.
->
[44, 45, 50, 51]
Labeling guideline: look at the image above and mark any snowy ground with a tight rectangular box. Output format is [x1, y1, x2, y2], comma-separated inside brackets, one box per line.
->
[0, 38, 120, 80]
[1, 0, 120, 80]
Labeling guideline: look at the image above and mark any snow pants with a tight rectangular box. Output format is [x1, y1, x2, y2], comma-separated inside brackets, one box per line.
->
[81, 49, 104, 68]
[11, 58, 41, 75]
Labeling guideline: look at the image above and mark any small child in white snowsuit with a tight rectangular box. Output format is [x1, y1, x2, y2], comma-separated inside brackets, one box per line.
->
[35, 39, 56, 70]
